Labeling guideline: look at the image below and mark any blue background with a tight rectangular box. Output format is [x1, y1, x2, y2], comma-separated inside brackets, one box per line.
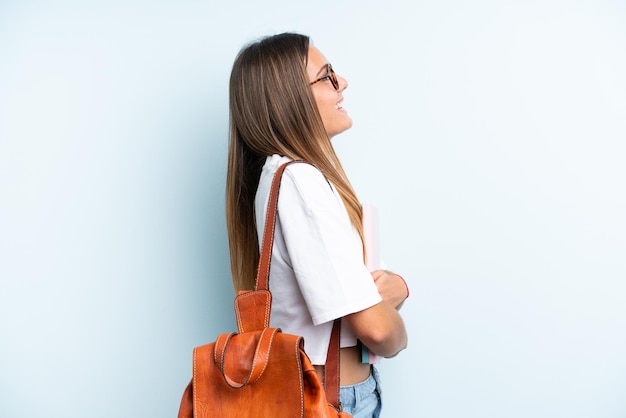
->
[1, 1, 625, 417]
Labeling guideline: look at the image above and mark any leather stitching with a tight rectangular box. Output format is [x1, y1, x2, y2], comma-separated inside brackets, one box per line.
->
[295, 337, 305, 418]
[248, 328, 278, 384]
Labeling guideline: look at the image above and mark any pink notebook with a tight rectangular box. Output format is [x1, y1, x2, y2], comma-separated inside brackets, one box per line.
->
[362, 203, 381, 364]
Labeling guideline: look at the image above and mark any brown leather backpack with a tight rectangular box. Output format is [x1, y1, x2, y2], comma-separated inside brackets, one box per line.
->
[178, 161, 351, 417]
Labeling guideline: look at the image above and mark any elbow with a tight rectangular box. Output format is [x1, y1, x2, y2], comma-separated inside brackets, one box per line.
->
[385, 335, 408, 358]
[361, 326, 407, 358]
[366, 327, 396, 347]
[345, 302, 408, 357]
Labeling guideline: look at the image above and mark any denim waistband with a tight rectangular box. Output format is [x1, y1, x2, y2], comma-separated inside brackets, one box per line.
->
[339, 366, 382, 417]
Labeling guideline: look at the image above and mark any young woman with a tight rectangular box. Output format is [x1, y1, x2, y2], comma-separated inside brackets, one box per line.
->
[226, 32, 408, 418]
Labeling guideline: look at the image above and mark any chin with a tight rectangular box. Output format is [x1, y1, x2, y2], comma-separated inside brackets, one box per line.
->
[325, 113, 353, 138]
[328, 126, 352, 139]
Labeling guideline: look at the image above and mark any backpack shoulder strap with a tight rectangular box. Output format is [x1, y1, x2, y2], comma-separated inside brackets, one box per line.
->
[257, 160, 342, 410]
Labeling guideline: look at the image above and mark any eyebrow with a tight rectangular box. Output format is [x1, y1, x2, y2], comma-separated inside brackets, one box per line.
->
[315, 63, 330, 77]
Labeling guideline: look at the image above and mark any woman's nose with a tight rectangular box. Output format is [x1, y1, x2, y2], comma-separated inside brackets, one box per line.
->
[337, 74, 348, 91]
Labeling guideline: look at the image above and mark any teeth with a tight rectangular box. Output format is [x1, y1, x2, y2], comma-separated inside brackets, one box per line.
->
[336, 100, 344, 110]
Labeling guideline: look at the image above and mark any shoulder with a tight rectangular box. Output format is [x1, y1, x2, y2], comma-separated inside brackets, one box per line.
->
[262, 155, 333, 198]
[283, 161, 330, 189]
[281, 162, 337, 212]
[258, 156, 339, 216]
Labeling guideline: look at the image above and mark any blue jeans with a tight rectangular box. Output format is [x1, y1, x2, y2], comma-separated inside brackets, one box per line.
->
[339, 366, 382, 418]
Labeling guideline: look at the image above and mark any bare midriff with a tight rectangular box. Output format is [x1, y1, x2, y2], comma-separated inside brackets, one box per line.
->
[314, 345, 371, 386]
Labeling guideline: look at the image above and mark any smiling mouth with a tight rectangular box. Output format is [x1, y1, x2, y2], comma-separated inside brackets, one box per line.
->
[335, 99, 344, 110]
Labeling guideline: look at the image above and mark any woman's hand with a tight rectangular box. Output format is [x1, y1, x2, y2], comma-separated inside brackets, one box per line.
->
[371, 270, 409, 310]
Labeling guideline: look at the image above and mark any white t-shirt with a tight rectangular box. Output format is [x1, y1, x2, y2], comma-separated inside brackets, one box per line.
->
[254, 155, 382, 365]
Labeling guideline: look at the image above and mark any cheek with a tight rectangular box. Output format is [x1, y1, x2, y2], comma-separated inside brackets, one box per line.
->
[321, 105, 338, 130]
[313, 93, 349, 136]
[313, 96, 331, 121]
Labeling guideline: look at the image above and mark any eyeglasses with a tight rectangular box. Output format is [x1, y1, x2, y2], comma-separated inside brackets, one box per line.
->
[309, 63, 339, 91]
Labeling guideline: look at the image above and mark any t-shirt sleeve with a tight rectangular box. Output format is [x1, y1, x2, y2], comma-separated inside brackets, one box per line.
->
[277, 163, 382, 325]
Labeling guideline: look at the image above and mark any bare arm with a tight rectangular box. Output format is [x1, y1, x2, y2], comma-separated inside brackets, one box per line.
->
[372, 270, 409, 310]
[343, 270, 409, 358]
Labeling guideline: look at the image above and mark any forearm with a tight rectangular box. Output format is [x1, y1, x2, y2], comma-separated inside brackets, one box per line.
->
[346, 301, 408, 358]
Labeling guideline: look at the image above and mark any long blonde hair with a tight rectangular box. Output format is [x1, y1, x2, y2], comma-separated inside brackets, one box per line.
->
[226, 33, 364, 292]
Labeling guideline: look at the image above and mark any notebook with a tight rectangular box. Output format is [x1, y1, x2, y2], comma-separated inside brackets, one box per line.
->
[362, 203, 381, 365]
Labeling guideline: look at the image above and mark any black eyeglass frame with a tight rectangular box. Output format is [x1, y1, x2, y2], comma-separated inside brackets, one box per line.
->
[309, 63, 339, 90]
